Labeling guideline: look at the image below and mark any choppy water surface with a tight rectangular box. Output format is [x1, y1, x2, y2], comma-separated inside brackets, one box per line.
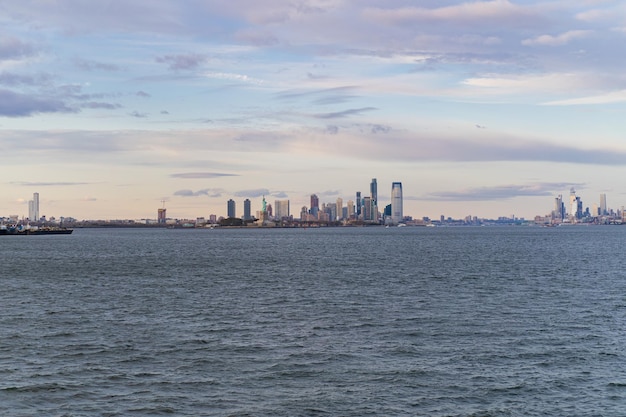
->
[2, 226, 626, 416]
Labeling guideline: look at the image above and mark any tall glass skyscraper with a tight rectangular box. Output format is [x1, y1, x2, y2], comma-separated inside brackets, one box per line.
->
[369, 178, 379, 221]
[227, 199, 236, 218]
[28, 192, 39, 221]
[243, 199, 251, 220]
[391, 182, 403, 224]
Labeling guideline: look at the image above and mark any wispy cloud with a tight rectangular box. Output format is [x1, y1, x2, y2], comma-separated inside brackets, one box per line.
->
[174, 188, 223, 197]
[11, 181, 91, 186]
[156, 53, 206, 71]
[522, 30, 593, 46]
[313, 107, 377, 119]
[0, 89, 74, 117]
[171, 172, 238, 179]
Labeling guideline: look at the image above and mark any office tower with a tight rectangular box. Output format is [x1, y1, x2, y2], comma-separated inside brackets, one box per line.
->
[600, 193, 607, 215]
[227, 199, 236, 218]
[554, 194, 564, 220]
[356, 192, 362, 216]
[158, 208, 167, 223]
[310, 194, 319, 217]
[243, 199, 251, 220]
[336, 197, 343, 221]
[363, 196, 372, 221]
[346, 200, 355, 219]
[28, 200, 36, 221]
[29, 192, 40, 221]
[370, 178, 378, 220]
[275, 200, 290, 219]
[391, 182, 403, 224]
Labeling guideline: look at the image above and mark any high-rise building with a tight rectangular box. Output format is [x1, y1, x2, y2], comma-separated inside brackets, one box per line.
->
[243, 199, 251, 220]
[363, 196, 372, 221]
[356, 192, 362, 216]
[310, 194, 319, 217]
[346, 200, 355, 219]
[391, 182, 403, 224]
[227, 199, 236, 218]
[554, 194, 564, 220]
[275, 200, 290, 219]
[28, 192, 39, 221]
[336, 197, 343, 221]
[158, 208, 167, 223]
[600, 193, 607, 215]
[370, 178, 378, 220]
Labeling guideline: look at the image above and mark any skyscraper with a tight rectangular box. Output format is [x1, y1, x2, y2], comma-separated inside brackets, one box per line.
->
[356, 191, 362, 217]
[310, 194, 319, 217]
[275, 200, 290, 219]
[28, 192, 39, 221]
[370, 178, 378, 220]
[243, 199, 251, 220]
[600, 193, 607, 215]
[336, 197, 343, 221]
[227, 199, 236, 218]
[391, 182, 403, 224]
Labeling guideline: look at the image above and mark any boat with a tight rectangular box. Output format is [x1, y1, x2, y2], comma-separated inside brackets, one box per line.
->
[0, 224, 73, 235]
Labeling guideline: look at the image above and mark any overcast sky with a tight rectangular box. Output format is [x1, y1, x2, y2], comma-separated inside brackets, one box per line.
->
[2, 0, 626, 220]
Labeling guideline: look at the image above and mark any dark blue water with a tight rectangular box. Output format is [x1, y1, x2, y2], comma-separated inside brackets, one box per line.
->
[2, 226, 626, 416]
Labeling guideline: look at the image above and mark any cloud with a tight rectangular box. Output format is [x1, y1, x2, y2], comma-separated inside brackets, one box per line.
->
[171, 172, 238, 179]
[156, 53, 206, 71]
[0, 72, 52, 87]
[234, 189, 270, 198]
[75, 58, 121, 72]
[0, 36, 37, 61]
[522, 30, 593, 46]
[174, 188, 223, 198]
[81, 102, 122, 109]
[543, 89, 626, 106]
[12, 181, 91, 186]
[364, 1, 538, 27]
[422, 182, 584, 201]
[205, 72, 263, 84]
[313, 107, 377, 119]
[129, 110, 148, 118]
[0, 89, 74, 117]
[136, 91, 151, 97]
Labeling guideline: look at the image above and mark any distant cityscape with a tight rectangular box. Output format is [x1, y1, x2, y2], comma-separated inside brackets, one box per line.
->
[3, 181, 625, 227]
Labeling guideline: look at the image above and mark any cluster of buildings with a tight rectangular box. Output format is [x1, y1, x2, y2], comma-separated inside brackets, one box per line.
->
[540, 188, 624, 225]
[156, 179, 407, 227]
[5, 185, 625, 228]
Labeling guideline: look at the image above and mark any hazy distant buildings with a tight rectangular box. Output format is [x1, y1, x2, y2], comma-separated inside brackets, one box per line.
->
[275, 200, 290, 220]
[227, 199, 236, 218]
[158, 208, 167, 224]
[28, 192, 39, 221]
[356, 191, 362, 217]
[310, 194, 319, 217]
[243, 199, 251, 220]
[336, 197, 343, 221]
[391, 182, 403, 224]
[600, 193, 607, 216]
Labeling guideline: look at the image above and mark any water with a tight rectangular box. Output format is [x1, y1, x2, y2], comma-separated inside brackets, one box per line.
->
[2, 226, 626, 416]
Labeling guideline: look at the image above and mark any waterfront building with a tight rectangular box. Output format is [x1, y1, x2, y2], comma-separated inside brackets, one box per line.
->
[391, 182, 403, 224]
[346, 200, 355, 219]
[336, 197, 343, 221]
[227, 199, 236, 218]
[370, 179, 378, 221]
[554, 194, 564, 220]
[600, 193, 607, 216]
[356, 191, 362, 216]
[28, 192, 39, 222]
[275, 200, 290, 220]
[310, 194, 319, 217]
[158, 208, 167, 224]
[363, 196, 372, 221]
[243, 199, 251, 220]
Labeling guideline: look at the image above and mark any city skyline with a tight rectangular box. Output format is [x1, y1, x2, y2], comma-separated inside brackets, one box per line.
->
[2, 2, 626, 220]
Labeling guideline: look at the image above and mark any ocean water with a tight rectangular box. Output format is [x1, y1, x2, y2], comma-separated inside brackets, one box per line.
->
[2, 226, 626, 416]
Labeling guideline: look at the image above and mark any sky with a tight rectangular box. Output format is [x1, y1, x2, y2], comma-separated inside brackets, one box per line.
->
[2, 0, 626, 221]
